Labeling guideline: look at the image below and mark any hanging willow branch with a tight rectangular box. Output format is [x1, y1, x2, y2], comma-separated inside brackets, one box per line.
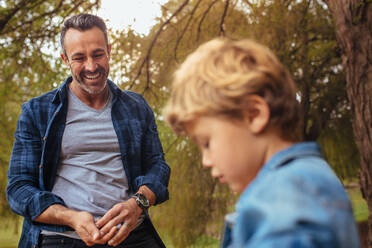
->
[174, 0, 203, 63]
[196, 0, 218, 41]
[128, 0, 191, 90]
[220, 0, 230, 36]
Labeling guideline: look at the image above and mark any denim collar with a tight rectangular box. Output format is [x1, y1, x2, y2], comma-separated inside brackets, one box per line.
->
[238, 142, 322, 200]
[260, 142, 321, 173]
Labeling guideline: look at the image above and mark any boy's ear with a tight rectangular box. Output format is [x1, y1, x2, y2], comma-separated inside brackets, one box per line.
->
[243, 95, 270, 134]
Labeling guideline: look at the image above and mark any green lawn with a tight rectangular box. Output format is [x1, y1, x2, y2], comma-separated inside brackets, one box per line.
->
[0, 187, 368, 248]
[0, 217, 21, 248]
[347, 186, 369, 222]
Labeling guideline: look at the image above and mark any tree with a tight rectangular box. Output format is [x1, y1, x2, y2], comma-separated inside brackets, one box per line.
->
[0, 0, 100, 223]
[325, 0, 372, 246]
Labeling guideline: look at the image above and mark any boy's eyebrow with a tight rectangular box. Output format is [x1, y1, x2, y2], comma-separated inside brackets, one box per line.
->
[190, 135, 201, 145]
[188, 134, 197, 143]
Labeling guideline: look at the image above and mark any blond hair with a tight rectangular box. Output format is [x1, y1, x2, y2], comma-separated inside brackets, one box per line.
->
[164, 38, 302, 141]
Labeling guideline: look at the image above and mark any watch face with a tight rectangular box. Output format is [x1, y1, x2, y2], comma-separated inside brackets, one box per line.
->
[135, 193, 149, 208]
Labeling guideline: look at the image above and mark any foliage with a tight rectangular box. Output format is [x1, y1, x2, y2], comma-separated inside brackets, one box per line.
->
[318, 112, 360, 180]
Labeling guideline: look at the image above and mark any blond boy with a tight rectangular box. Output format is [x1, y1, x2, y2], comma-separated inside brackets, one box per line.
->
[164, 38, 360, 247]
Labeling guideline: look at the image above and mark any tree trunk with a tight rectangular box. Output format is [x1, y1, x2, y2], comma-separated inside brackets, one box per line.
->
[325, 0, 372, 246]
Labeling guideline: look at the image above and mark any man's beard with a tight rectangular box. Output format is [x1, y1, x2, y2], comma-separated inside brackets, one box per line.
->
[71, 66, 109, 95]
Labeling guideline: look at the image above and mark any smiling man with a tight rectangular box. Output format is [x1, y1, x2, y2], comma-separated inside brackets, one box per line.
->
[7, 14, 170, 248]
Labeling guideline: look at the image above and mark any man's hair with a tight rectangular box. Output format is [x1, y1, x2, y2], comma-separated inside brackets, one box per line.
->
[164, 38, 303, 141]
[60, 14, 108, 57]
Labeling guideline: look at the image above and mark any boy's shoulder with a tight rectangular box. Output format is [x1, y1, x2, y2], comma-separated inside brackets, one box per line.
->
[241, 143, 348, 207]
[233, 143, 358, 248]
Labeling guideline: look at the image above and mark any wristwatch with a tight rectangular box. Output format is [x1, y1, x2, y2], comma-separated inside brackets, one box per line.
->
[131, 193, 150, 211]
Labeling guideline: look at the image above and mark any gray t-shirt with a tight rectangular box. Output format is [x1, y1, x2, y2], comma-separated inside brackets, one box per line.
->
[43, 86, 142, 239]
[52, 87, 129, 216]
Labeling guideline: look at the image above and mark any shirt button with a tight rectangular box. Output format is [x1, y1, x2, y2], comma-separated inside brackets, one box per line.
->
[43, 136, 47, 141]
[39, 164, 42, 168]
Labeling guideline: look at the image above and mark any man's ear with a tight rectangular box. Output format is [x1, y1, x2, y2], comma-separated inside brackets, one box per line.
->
[60, 53, 69, 66]
[107, 44, 112, 58]
[243, 95, 270, 134]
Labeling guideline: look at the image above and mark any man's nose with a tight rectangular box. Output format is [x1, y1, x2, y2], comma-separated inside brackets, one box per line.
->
[85, 58, 98, 71]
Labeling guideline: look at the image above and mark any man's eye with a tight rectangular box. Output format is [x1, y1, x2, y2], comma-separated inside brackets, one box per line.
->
[72, 57, 84, 61]
[94, 54, 104, 58]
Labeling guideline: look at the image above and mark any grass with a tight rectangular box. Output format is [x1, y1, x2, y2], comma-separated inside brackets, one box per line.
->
[0, 217, 21, 248]
[160, 234, 219, 248]
[0, 187, 368, 248]
[346, 186, 369, 222]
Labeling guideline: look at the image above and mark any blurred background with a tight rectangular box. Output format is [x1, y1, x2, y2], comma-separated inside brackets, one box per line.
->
[0, 0, 370, 247]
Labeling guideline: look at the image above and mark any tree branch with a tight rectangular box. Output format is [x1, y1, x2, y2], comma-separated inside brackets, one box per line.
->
[174, 0, 203, 63]
[196, 0, 218, 41]
[0, 0, 29, 34]
[128, 0, 191, 90]
[219, 0, 230, 36]
[0, 0, 98, 40]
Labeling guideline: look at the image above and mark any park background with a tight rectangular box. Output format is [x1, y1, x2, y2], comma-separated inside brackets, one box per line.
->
[0, 0, 371, 247]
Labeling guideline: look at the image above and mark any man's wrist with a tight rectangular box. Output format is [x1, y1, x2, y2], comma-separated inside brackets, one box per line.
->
[54, 205, 79, 228]
[35, 204, 78, 228]
[131, 193, 150, 211]
[137, 185, 156, 206]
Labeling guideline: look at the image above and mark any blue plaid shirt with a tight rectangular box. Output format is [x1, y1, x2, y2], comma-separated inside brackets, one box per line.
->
[7, 77, 170, 248]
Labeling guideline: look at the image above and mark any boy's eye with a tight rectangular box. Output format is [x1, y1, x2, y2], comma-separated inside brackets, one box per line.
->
[202, 141, 209, 149]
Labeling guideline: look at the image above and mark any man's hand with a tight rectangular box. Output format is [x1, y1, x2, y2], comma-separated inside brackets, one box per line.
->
[35, 204, 115, 246]
[95, 198, 142, 246]
[70, 211, 117, 246]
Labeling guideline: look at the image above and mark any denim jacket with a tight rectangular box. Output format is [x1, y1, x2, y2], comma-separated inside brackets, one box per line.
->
[6, 77, 170, 248]
[221, 142, 360, 248]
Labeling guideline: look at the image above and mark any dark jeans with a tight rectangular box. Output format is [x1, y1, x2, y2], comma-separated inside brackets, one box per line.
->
[40, 221, 164, 248]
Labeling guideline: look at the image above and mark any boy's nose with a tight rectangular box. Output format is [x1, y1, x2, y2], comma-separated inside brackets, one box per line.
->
[202, 154, 213, 168]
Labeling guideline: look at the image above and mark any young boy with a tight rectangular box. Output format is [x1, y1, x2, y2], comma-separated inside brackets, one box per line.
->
[163, 38, 361, 247]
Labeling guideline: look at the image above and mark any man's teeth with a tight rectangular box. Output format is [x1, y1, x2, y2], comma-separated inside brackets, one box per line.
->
[84, 73, 100, 79]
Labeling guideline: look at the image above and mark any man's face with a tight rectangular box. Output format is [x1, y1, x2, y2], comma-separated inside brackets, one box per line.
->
[61, 26, 111, 95]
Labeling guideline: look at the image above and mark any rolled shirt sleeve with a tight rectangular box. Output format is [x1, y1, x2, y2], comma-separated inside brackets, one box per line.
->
[6, 103, 65, 221]
[134, 97, 170, 205]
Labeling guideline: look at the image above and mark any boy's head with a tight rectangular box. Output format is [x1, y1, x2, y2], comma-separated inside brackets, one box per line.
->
[164, 38, 302, 192]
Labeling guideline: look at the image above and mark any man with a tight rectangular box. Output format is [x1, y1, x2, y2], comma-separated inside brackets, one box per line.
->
[7, 14, 170, 248]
